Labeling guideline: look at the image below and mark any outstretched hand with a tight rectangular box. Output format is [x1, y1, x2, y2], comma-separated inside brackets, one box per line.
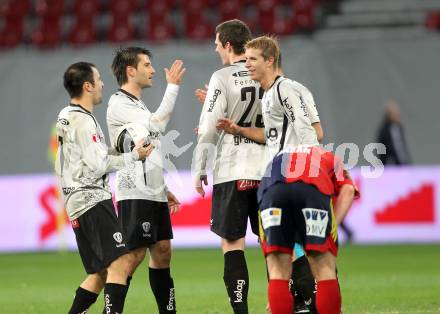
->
[165, 60, 186, 85]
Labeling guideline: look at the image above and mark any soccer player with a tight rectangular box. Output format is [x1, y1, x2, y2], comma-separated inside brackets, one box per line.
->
[216, 37, 322, 313]
[56, 62, 152, 314]
[258, 145, 358, 314]
[107, 47, 185, 313]
[192, 20, 266, 313]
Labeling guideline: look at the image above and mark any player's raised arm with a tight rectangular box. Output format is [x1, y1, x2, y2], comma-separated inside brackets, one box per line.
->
[149, 60, 186, 132]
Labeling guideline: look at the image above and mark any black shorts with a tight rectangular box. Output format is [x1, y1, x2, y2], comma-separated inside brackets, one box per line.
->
[211, 180, 260, 241]
[258, 181, 338, 257]
[72, 199, 129, 274]
[117, 199, 173, 250]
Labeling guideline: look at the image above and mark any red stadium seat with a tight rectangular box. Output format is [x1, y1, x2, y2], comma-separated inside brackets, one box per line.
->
[146, 0, 174, 42]
[69, 0, 99, 46]
[0, 0, 30, 17]
[292, 0, 319, 31]
[109, 0, 137, 16]
[34, 0, 64, 18]
[31, 0, 64, 48]
[0, 16, 25, 48]
[425, 11, 440, 30]
[219, 0, 245, 21]
[107, 0, 136, 42]
[256, 0, 279, 33]
[73, 0, 99, 16]
[69, 20, 97, 46]
[182, 0, 213, 40]
[0, 0, 30, 48]
[31, 18, 62, 48]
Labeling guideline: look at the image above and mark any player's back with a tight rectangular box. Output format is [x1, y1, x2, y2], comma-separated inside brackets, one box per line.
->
[196, 61, 266, 184]
[258, 145, 341, 201]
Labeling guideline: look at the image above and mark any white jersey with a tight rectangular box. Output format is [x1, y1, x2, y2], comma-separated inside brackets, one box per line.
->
[193, 61, 266, 185]
[55, 104, 138, 220]
[262, 76, 320, 163]
[107, 85, 179, 203]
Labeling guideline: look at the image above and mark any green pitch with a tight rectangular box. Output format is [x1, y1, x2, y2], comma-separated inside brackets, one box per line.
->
[1, 244, 439, 313]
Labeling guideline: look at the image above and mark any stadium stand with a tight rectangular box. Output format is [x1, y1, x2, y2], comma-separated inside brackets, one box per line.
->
[319, 0, 440, 40]
[68, 0, 100, 46]
[0, 0, 326, 49]
[31, 0, 64, 48]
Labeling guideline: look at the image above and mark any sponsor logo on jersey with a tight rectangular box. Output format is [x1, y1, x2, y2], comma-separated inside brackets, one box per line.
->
[232, 71, 250, 78]
[237, 180, 260, 191]
[207, 89, 222, 112]
[299, 95, 309, 117]
[142, 221, 152, 238]
[282, 97, 295, 122]
[113, 232, 126, 247]
[71, 219, 80, 229]
[266, 128, 278, 140]
[57, 118, 69, 125]
[302, 208, 328, 238]
[62, 187, 75, 195]
[260, 208, 282, 229]
[233, 134, 261, 146]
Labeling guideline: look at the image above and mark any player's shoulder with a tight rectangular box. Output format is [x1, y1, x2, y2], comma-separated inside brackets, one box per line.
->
[108, 90, 137, 107]
[213, 63, 247, 79]
[278, 77, 312, 97]
[58, 106, 97, 131]
[290, 79, 313, 96]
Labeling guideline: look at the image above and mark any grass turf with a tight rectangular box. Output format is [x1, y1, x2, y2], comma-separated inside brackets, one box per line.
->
[0, 244, 439, 313]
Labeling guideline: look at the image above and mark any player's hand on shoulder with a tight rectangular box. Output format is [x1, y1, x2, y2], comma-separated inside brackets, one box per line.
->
[167, 190, 181, 214]
[165, 60, 186, 85]
[216, 118, 240, 135]
[194, 84, 208, 104]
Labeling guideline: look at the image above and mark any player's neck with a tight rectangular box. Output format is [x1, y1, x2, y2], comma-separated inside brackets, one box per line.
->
[120, 83, 142, 100]
[71, 97, 94, 113]
[260, 71, 279, 91]
[229, 54, 246, 65]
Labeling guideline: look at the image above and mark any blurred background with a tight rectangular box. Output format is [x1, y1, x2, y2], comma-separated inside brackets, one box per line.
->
[0, 0, 440, 251]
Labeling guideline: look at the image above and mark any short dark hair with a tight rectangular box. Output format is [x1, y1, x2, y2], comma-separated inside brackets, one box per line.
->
[112, 47, 152, 86]
[215, 19, 252, 55]
[63, 62, 96, 98]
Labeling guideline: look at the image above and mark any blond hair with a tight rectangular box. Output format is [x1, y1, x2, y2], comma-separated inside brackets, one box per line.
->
[245, 36, 280, 69]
